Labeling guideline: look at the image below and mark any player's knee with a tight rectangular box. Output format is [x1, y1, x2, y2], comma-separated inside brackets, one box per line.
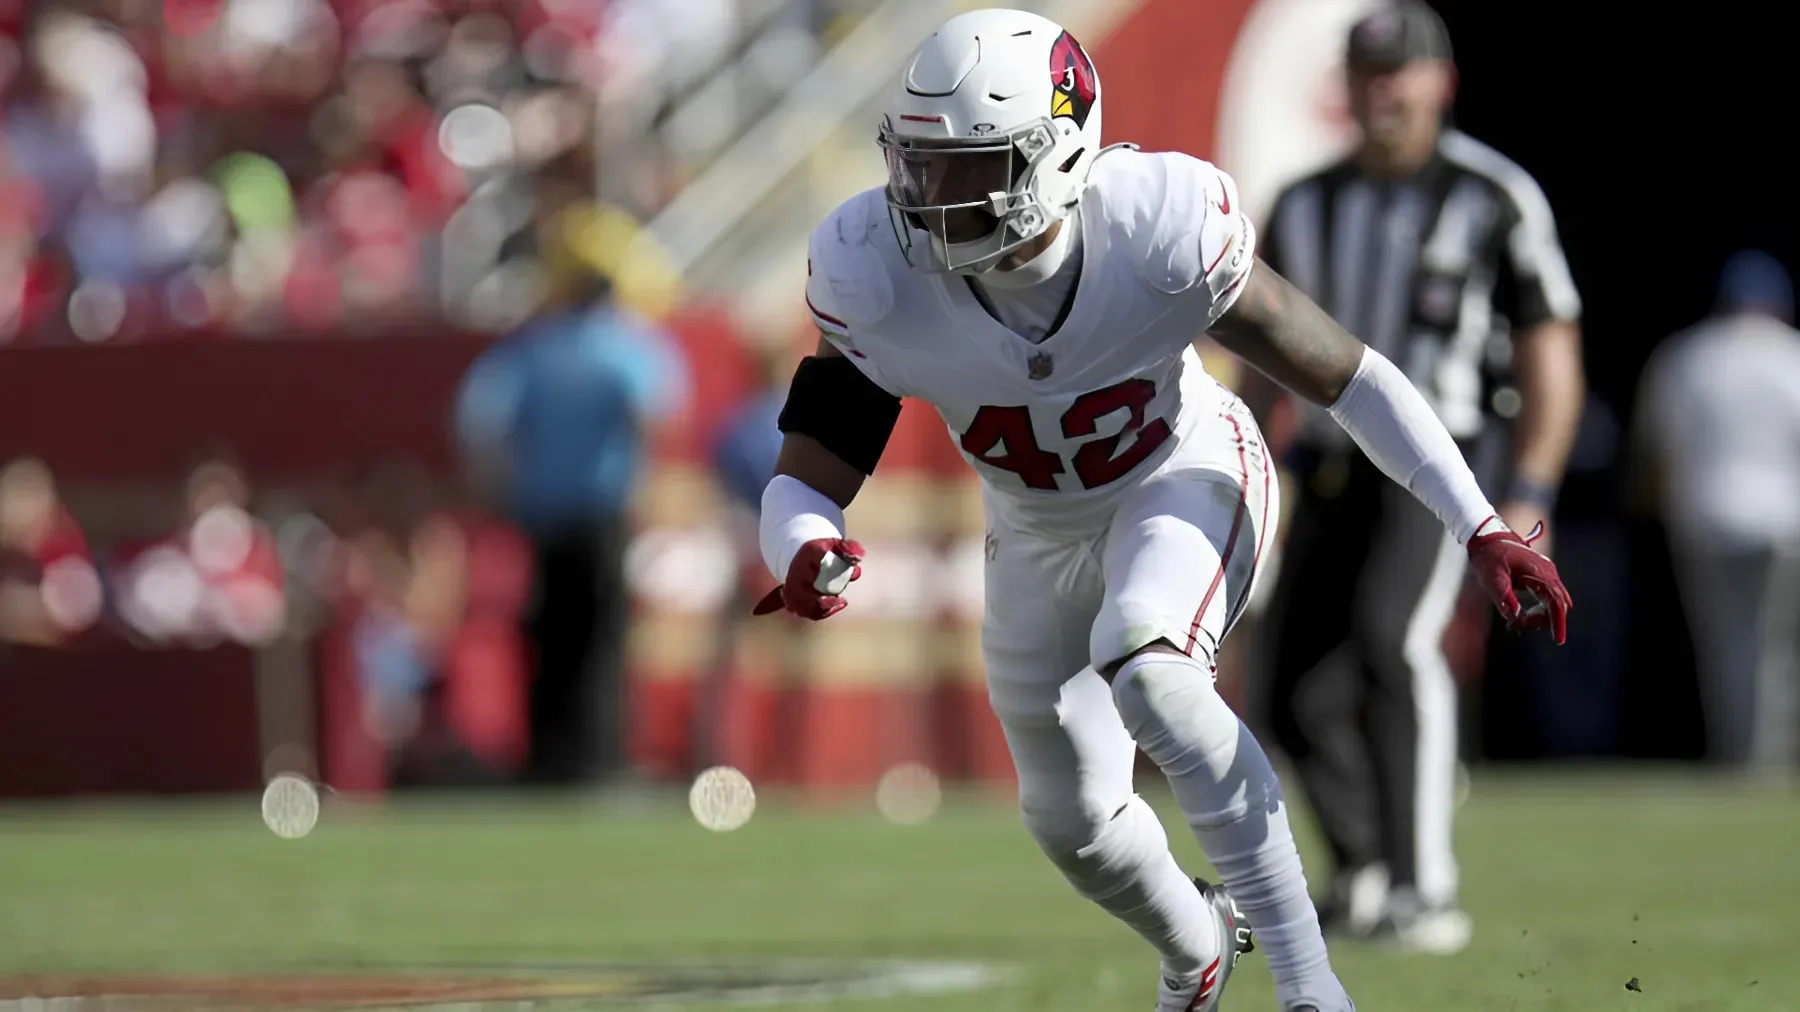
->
[1110, 650, 1245, 763]
[1020, 794, 1164, 890]
[1112, 656, 1279, 828]
[1110, 650, 1218, 729]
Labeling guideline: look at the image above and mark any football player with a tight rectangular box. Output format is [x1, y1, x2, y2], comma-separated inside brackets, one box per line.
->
[753, 10, 1570, 1012]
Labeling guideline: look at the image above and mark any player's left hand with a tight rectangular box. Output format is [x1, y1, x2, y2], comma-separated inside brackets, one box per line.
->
[1466, 516, 1571, 645]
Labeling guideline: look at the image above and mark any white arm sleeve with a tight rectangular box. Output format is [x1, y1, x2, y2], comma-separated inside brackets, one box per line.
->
[1328, 346, 1497, 544]
[759, 474, 846, 582]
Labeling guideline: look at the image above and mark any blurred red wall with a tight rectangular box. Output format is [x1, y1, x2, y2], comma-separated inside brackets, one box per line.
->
[1096, 0, 1258, 160]
[0, 333, 491, 481]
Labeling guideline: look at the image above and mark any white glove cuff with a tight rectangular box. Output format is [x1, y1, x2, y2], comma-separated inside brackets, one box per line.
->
[1471, 515, 1509, 540]
[759, 474, 846, 582]
[1328, 346, 1496, 544]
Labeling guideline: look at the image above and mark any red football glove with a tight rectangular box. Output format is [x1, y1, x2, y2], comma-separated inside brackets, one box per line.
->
[1466, 517, 1572, 645]
[752, 538, 864, 621]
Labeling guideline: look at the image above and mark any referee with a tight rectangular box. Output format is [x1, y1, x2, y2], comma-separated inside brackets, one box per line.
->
[1245, 1, 1585, 953]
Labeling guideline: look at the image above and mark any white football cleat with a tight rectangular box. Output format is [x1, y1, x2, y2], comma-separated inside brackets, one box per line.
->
[1385, 907, 1473, 954]
[1155, 877, 1255, 1011]
[1316, 863, 1389, 938]
[1372, 888, 1472, 955]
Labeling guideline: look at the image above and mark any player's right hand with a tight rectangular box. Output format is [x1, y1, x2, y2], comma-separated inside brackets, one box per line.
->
[1466, 517, 1571, 645]
[752, 538, 864, 620]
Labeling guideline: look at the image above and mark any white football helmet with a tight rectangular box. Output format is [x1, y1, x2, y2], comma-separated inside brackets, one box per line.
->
[879, 9, 1105, 274]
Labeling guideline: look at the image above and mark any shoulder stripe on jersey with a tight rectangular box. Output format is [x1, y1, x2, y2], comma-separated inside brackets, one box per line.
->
[1438, 130, 1581, 320]
[806, 295, 850, 335]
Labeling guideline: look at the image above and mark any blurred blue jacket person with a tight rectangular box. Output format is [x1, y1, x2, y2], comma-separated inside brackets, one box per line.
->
[453, 282, 689, 786]
[455, 298, 687, 531]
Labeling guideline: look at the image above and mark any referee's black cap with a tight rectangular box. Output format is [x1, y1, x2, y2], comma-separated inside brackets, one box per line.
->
[1347, 2, 1453, 73]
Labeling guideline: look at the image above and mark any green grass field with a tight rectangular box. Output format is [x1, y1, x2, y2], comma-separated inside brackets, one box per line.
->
[0, 770, 1794, 1011]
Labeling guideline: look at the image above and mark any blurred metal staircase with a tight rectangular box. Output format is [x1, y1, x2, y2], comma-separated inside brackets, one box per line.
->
[644, 0, 1147, 343]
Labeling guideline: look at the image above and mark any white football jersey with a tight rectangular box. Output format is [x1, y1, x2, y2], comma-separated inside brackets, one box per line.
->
[806, 149, 1256, 534]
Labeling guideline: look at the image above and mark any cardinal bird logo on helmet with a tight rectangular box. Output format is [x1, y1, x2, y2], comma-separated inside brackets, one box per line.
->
[1048, 31, 1096, 128]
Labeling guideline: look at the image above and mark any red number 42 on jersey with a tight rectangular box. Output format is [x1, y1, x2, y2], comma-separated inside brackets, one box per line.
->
[962, 378, 1172, 491]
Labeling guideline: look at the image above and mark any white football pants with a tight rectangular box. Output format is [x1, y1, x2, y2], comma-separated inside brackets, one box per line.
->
[983, 391, 1277, 867]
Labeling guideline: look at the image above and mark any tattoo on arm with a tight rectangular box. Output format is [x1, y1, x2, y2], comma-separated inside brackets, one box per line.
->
[775, 433, 867, 509]
[1207, 258, 1367, 406]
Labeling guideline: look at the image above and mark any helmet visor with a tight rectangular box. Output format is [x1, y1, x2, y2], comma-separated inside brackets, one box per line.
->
[883, 141, 1017, 246]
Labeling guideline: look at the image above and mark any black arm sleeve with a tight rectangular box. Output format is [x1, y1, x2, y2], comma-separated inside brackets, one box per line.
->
[777, 354, 903, 476]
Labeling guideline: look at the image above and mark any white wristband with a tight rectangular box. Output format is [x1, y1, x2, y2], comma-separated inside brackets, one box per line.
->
[1328, 346, 1496, 544]
[759, 474, 847, 582]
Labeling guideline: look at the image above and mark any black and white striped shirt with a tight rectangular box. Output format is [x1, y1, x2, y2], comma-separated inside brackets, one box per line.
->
[1262, 129, 1580, 444]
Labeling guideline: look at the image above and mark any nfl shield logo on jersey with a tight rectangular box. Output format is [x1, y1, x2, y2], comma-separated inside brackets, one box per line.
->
[1027, 351, 1055, 380]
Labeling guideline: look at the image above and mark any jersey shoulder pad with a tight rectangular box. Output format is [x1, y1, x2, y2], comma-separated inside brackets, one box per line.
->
[1093, 150, 1252, 298]
[805, 188, 897, 337]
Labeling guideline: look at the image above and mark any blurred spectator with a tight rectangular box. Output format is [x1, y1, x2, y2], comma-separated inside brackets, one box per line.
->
[113, 452, 285, 647]
[1632, 250, 1800, 771]
[0, 0, 729, 341]
[0, 0, 869, 343]
[7, 11, 109, 229]
[0, 456, 101, 644]
[1245, 1, 1585, 951]
[0, 139, 58, 340]
[337, 462, 508, 785]
[454, 263, 689, 787]
[433, 504, 533, 782]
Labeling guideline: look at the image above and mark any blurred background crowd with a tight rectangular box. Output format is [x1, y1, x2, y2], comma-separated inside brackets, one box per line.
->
[0, 0, 873, 795]
[0, 0, 870, 340]
[0, 0, 1794, 803]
